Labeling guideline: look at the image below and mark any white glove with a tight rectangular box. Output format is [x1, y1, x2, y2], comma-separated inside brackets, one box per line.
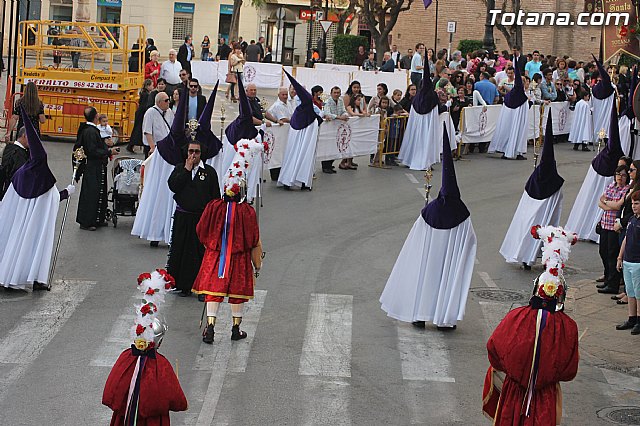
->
[445, 100, 452, 108]
[259, 122, 267, 133]
[66, 184, 76, 196]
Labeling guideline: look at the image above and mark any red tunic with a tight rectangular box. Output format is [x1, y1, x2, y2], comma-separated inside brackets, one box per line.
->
[102, 348, 188, 426]
[192, 200, 259, 300]
[482, 306, 579, 426]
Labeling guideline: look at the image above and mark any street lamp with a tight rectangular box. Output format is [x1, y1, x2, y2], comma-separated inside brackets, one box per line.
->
[483, 0, 496, 52]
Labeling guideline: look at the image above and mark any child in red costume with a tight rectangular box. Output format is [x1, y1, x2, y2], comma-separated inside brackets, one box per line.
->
[483, 226, 580, 425]
[192, 137, 265, 343]
[102, 270, 188, 425]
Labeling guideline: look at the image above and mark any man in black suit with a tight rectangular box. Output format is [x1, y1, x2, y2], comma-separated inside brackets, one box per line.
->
[177, 35, 195, 74]
[512, 45, 526, 75]
[187, 78, 207, 121]
[216, 37, 231, 60]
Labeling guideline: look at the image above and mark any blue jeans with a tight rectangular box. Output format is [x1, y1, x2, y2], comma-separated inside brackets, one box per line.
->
[71, 52, 80, 68]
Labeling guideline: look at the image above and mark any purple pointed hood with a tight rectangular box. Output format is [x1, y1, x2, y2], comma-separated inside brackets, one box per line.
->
[623, 67, 637, 120]
[412, 74, 439, 114]
[196, 80, 222, 160]
[421, 127, 470, 229]
[225, 74, 258, 144]
[11, 107, 56, 199]
[592, 55, 614, 100]
[525, 113, 564, 199]
[504, 57, 528, 109]
[284, 70, 322, 130]
[156, 82, 189, 166]
[592, 102, 625, 177]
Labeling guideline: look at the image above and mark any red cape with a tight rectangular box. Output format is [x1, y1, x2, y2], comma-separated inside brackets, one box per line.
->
[192, 199, 259, 299]
[482, 306, 579, 425]
[102, 348, 188, 426]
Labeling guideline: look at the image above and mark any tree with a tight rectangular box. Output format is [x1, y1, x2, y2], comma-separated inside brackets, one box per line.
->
[331, 0, 356, 35]
[351, 0, 414, 64]
[229, 0, 266, 43]
[481, 0, 522, 49]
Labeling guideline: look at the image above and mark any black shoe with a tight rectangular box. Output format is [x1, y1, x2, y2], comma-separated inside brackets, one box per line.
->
[231, 324, 248, 341]
[203, 324, 215, 344]
[523, 262, 531, 271]
[150, 241, 159, 247]
[501, 154, 508, 159]
[97, 221, 109, 227]
[178, 290, 190, 297]
[301, 183, 312, 191]
[596, 282, 608, 289]
[198, 294, 205, 302]
[573, 144, 579, 151]
[617, 319, 637, 330]
[598, 287, 619, 294]
[631, 324, 640, 335]
[33, 282, 48, 291]
[322, 168, 336, 174]
[582, 145, 591, 152]
[411, 321, 426, 328]
[516, 155, 527, 160]
[437, 325, 457, 331]
[80, 225, 97, 231]
[282, 185, 291, 191]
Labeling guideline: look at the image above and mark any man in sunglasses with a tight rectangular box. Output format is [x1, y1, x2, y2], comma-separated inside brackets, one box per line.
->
[167, 139, 221, 296]
[187, 78, 206, 120]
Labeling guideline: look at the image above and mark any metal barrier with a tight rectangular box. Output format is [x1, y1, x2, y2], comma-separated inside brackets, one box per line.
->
[370, 114, 408, 168]
[3, 91, 137, 142]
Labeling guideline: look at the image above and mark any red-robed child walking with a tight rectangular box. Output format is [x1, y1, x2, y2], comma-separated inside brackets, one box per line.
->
[483, 226, 580, 425]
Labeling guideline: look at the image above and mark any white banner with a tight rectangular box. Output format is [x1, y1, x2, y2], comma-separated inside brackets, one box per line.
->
[314, 63, 360, 73]
[541, 101, 574, 135]
[263, 123, 290, 169]
[352, 70, 409, 97]
[461, 105, 502, 144]
[190, 61, 220, 86]
[294, 67, 351, 95]
[242, 62, 284, 89]
[316, 115, 380, 161]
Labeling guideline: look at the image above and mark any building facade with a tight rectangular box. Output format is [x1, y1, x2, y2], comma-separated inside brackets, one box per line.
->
[390, 0, 601, 62]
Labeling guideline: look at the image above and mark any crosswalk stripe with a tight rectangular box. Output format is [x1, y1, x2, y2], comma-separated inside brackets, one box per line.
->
[301, 377, 351, 426]
[396, 323, 455, 382]
[299, 293, 352, 378]
[478, 271, 498, 288]
[192, 290, 267, 426]
[89, 292, 175, 367]
[0, 279, 94, 402]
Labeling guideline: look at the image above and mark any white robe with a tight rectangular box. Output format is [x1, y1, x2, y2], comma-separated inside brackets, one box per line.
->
[277, 122, 319, 188]
[207, 136, 262, 202]
[619, 115, 632, 156]
[568, 99, 593, 145]
[380, 216, 477, 327]
[398, 106, 443, 170]
[131, 151, 176, 244]
[488, 102, 529, 158]
[0, 185, 60, 289]
[499, 190, 563, 266]
[591, 93, 614, 141]
[565, 165, 611, 242]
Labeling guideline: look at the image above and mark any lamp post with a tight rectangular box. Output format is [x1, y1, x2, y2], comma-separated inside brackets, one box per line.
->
[483, 0, 496, 52]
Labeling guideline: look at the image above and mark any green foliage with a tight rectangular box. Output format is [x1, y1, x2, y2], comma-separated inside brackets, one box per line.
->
[457, 39, 484, 57]
[333, 34, 369, 64]
[617, 53, 639, 69]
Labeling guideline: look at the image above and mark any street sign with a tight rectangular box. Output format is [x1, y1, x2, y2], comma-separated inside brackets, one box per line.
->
[447, 21, 456, 33]
[320, 20, 332, 33]
[315, 10, 324, 20]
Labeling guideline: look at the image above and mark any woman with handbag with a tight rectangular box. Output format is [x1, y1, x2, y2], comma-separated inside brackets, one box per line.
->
[227, 43, 245, 103]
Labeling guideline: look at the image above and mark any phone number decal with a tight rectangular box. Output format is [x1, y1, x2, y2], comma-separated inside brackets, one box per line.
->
[25, 78, 119, 90]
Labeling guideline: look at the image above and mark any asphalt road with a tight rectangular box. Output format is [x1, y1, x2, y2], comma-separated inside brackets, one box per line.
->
[0, 92, 638, 425]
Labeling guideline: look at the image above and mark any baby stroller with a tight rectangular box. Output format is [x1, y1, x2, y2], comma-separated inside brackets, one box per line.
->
[106, 157, 142, 227]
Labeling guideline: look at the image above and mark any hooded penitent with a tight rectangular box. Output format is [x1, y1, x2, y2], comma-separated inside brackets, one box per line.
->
[156, 82, 189, 166]
[623, 67, 638, 120]
[284, 70, 323, 129]
[591, 54, 615, 100]
[195, 80, 223, 160]
[225, 74, 259, 144]
[592, 102, 624, 176]
[421, 127, 470, 229]
[11, 107, 57, 199]
[503, 57, 528, 109]
[525, 114, 564, 199]
[411, 73, 439, 114]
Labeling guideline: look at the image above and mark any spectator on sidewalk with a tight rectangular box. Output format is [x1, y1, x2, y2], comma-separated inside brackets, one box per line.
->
[410, 43, 425, 87]
[144, 50, 161, 86]
[616, 190, 640, 334]
[160, 49, 182, 95]
[400, 48, 413, 70]
[144, 38, 157, 64]
[354, 45, 367, 67]
[69, 30, 82, 68]
[177, 35, 195, 74]
[246, 40, 262, 62]
[362, 51, 377, 71]
[540, 69, 557, 102]
[474, 72, 499, 105]
[380, 52, 395, 72]
[217, 38, 231, 60]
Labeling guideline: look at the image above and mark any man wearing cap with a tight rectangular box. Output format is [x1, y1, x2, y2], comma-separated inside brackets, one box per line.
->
[0, 107, 75, 291]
